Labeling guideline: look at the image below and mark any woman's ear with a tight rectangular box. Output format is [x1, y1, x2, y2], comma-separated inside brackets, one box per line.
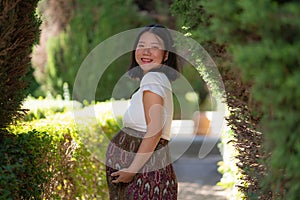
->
[164, 51, 169, 62]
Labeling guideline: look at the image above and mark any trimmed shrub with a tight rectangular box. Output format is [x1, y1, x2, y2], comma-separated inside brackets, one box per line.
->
[172, 0, 300, 199]
[1, 100, 123, 199]
[0, 0, 41, 129]
[0, 130, 53, 199]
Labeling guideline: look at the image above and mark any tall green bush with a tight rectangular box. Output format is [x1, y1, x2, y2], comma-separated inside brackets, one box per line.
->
[45, 0, 151, 101]
[0, 0, 40, 130]
[172, 0, 300, 199]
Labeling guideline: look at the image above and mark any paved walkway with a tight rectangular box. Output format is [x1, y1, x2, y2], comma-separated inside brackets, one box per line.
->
[178, 183, 228, 200]
[173, 154, 229, 200]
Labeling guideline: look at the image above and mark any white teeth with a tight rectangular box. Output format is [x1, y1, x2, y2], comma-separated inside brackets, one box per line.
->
[142, 58, 152, 62]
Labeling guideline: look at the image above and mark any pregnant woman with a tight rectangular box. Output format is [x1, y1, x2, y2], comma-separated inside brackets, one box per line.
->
[106, 24, 180, 200]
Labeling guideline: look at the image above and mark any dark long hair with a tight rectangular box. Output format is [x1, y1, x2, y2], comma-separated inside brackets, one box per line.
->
[127, 24, 180, 81]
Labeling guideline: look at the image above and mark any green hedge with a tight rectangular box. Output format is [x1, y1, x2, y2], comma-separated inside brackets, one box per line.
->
[0, 130, 53, 199]
[0, 0, 40, 129]
[1, 101, 122, 199]
[172, 0, 300, 199]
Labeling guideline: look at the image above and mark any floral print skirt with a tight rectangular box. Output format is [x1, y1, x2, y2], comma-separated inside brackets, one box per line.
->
[106, 127, 178, 200]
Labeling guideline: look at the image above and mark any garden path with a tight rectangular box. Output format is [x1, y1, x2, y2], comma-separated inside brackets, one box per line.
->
[173, 154, 229, 200]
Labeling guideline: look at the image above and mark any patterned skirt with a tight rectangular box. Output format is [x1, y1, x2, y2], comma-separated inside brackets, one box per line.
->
[106, 127, 178, 200]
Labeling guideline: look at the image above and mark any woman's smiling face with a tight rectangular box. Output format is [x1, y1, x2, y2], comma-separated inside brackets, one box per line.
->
[135, 32, 168, 74]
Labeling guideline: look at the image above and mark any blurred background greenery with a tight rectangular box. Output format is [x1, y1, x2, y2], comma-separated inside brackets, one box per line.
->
[30, 0, 211, 117]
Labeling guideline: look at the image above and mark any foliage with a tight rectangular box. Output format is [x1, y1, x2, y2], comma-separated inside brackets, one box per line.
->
[172, 0, 300, 199]
[44, 0, 151, 101]
[0, 130, 53, 199]
[0, 0, 41, 130]
[217, 127, 245, 199]
[1, 100, 123, 199]
[22, 96, 82, 121]
[181, 65, 210, 109]
[24, 66, 41, 98]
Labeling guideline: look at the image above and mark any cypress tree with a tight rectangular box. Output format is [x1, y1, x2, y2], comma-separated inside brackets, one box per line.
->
[0, 0, 41, 131]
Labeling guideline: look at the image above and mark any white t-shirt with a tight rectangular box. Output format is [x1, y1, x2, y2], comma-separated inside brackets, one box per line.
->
[123, 72, 173, 140]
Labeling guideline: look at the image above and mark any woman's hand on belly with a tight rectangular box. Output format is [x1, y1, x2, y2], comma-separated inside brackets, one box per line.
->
[111, 168, 136, 183]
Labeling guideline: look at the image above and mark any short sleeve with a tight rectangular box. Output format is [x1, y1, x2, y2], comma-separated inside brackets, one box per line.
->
[140, 72, 170, 98]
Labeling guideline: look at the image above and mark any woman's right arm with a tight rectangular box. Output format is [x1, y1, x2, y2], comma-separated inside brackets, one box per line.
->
[111, 90, 164, 183]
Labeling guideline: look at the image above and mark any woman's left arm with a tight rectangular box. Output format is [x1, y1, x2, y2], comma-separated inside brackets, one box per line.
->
[111, 90, 164, 183]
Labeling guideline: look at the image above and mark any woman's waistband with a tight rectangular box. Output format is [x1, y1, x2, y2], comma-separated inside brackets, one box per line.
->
[122, 127, 169, 145]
